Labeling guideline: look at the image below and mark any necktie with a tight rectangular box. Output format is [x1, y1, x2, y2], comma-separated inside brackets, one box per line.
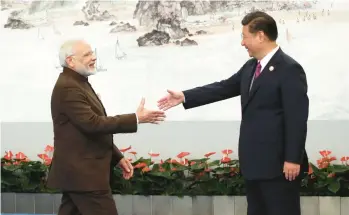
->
[254, 61, 261, 78]
[249, 61, 262, 91]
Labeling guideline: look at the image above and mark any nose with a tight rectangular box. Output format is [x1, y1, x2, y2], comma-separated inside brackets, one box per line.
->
[92, 53, 97, 61]
[241, 40, 245, 46]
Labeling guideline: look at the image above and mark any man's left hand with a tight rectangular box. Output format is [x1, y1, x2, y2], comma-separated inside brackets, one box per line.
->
[118, 158, 134, 180]
[283, 161, 300, 181]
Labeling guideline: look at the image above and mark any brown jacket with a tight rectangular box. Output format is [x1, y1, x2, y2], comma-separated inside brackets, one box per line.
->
[46, 67, 137, 191]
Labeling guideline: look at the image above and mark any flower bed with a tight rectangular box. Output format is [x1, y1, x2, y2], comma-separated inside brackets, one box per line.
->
[1, 145, 349, 196]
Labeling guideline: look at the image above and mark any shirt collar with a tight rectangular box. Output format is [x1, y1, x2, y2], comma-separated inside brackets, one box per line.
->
[259, 45, 279, 70]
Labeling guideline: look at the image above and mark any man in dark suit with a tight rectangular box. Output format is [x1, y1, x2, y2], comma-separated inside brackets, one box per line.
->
[157, 11, 309, 215]
[47, 40, 165, 215]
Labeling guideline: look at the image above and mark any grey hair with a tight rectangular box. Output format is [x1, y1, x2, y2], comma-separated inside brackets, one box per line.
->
[58, 40, 82, 67]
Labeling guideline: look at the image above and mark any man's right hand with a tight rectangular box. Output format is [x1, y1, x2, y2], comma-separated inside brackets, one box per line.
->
[157, 89, 184, 111]
[136, 98, 166, 124]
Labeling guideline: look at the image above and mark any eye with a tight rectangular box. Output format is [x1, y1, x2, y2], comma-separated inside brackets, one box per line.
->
[84, 51, 94, 57]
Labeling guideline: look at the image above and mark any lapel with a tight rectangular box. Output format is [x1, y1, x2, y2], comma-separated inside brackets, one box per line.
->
[86, 82, 108, 116]
[241, 48, 284, 112]
[241, 60, 256, 107]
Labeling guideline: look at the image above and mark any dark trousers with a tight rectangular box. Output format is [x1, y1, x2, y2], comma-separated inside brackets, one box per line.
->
[57, 190, 118, 215]
[245, 176, 301, 215]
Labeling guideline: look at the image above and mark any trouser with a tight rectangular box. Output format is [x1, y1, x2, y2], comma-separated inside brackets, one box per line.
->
[57, 190, 118, 215]
[245, 176, 301, 215]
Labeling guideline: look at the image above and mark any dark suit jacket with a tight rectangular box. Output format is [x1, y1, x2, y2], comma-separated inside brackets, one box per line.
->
[47, 67, 138, 191]
[182, 48, 309, 180]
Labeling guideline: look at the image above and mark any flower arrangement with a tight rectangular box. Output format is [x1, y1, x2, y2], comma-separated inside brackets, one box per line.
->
[1, 145, 349, 196]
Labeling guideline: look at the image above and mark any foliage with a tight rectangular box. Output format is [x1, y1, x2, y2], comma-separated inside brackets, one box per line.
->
[2, 146, 349, 196]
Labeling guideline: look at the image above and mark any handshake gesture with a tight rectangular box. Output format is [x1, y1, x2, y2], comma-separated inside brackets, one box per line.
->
[135, 90, 184, 124]
[157, 90, 185, 111]
[136, 98, 166, 124]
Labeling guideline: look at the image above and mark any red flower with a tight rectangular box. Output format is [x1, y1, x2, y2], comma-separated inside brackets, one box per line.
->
[221, 157, 231, 163]
[148, 152, 160, 157]
[204, 152, 216, 157]
[44, 145, 54, 152]
[319, 150, 331, 157]
[120, 146, 131, 153]
[37, 153, 51, 165]
[222, 149, 233, 155]
[340, 156, 349, 165]
[3, 151, 13, 160]
[177, 152, 190, 159]
[15, 152, 28, 161]
[128, 151, 137, 155]
[142, 167, 150, 172]
[340, 157, 348, 161]
[44, 158, 52, 165]
[134, 162, 147, 168]
[317, 150, 336, 169]
[38, 153, 49, 160]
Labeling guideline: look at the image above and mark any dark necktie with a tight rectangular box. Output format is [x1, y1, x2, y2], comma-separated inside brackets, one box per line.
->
[249, 62, 261, 91]
[254, 61, 261, 78]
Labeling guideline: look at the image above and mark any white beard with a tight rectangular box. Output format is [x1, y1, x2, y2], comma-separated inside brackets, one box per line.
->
[76, 65, 96, 77]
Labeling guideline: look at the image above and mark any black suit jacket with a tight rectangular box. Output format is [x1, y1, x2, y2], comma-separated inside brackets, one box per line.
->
[182, 48, 309, 180]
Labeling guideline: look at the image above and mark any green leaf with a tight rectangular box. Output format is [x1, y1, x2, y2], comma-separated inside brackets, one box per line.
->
[328, 179, 341, 193]
[329, 164, 349, 173]
[2, 165, 20, 171]
[310, 163, 320, 174]
[2, 153, 349, 196]
[148, 171, 174, 179]
[208, 160, 220, 167]
[189, 158, 209, 163]
[190, 163, 205, 170]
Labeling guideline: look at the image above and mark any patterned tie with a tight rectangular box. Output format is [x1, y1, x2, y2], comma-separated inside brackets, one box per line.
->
[254, 61, 261, 78]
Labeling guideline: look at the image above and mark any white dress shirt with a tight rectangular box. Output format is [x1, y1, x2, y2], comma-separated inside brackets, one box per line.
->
[250, 46, 279, 90]
[259, 45, 280, 72]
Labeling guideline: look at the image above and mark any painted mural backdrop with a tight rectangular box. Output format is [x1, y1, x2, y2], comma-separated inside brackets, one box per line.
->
[1, 0, 348, 121]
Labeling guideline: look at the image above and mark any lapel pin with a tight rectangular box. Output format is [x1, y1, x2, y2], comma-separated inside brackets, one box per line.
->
[269, 66, 274, 71]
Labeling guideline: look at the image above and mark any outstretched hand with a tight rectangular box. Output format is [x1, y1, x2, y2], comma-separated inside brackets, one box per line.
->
[136, 98, 166, 124]
[157, 90, 185, 111]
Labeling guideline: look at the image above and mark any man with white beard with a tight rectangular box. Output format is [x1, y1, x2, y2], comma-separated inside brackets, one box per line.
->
[47, 39, 165, 215]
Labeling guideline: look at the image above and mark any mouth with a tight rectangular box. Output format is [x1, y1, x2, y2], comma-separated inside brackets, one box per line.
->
[89, 63, 95, 68]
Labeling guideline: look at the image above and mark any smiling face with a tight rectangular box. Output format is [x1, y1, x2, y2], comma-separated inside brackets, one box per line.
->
[240, 11, 279, 60]
[241, 25, 266, 59]
[66, 41, 97, 76]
